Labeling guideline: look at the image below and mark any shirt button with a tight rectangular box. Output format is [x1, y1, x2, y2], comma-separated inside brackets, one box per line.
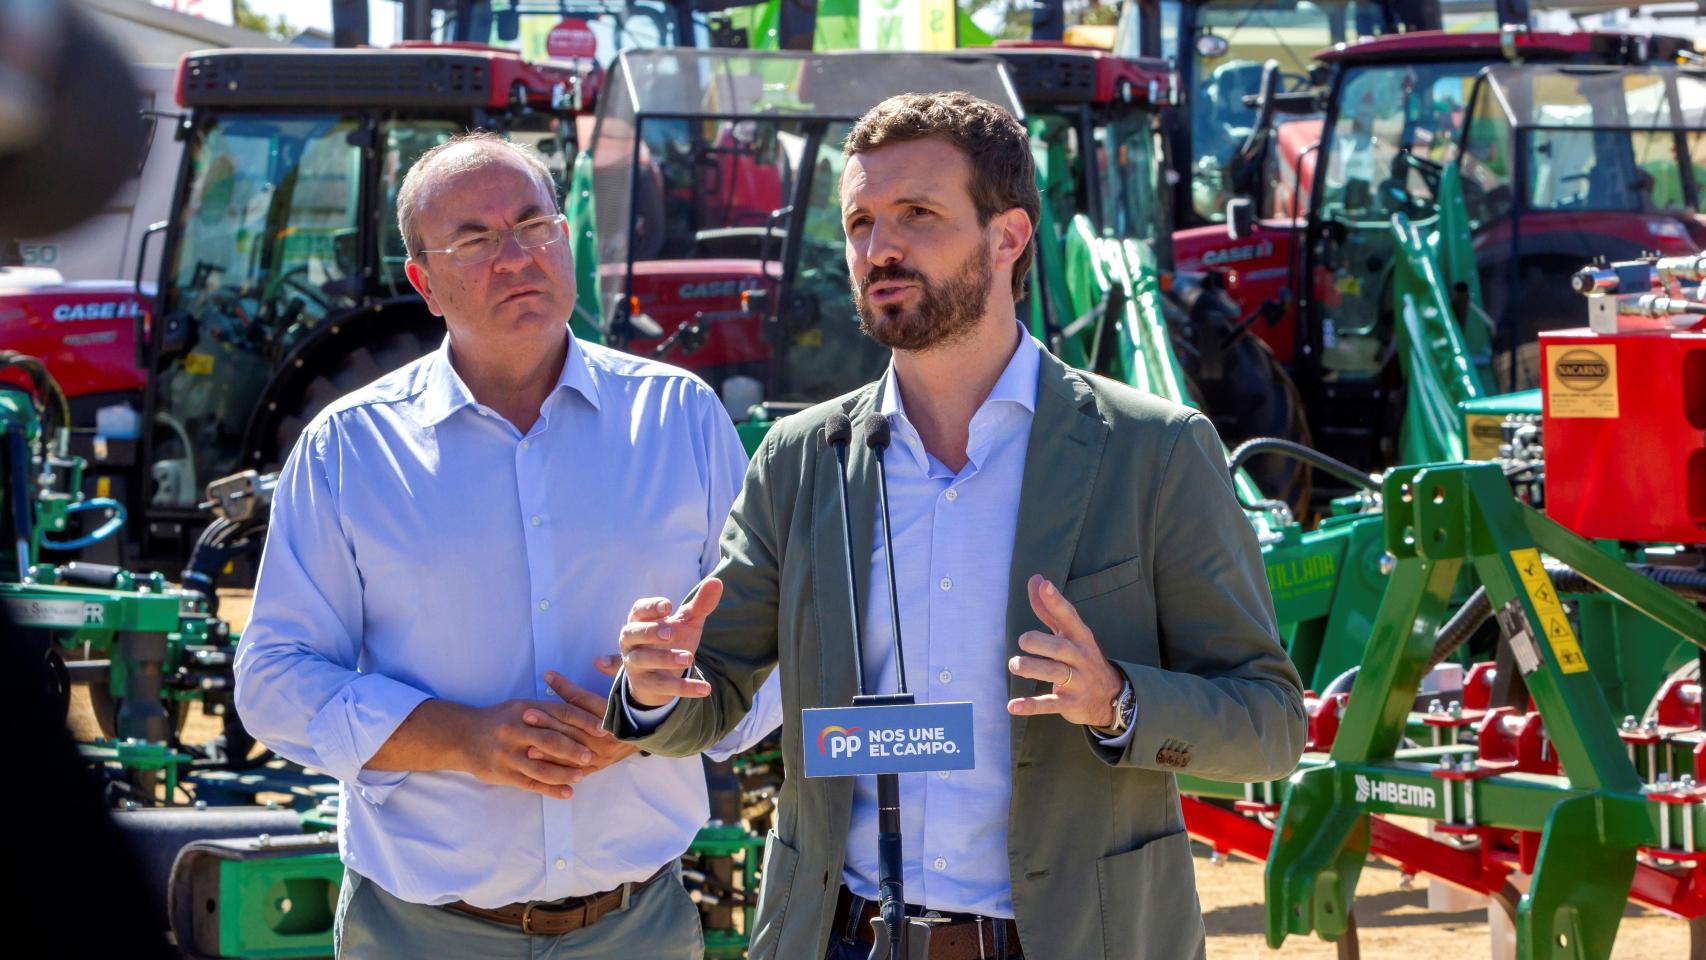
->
[520, 440, 531, 451]
[554, 858, 566, 871]
[938, 669, 952, 684]
[932, 857, 947, 872]
[939, 577, 952, 592]
[937, 770, 950, 780]
[539, 599, 550, 611]
[944, 488, 958, 502]
[531, 515, 542, 527]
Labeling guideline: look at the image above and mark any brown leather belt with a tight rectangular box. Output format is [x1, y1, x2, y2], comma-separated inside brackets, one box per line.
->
[442, 863, 673, 936]
[836, 887, 1023, 960]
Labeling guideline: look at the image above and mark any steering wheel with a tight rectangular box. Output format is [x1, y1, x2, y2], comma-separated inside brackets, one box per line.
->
[271, 264, 333, 312]
[1392, 149, 1444, 200]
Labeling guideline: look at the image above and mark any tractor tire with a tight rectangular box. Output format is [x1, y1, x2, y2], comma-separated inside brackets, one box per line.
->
[271, 329, 436, 465]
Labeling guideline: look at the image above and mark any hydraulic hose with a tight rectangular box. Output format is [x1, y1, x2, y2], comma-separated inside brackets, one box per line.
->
[1226, 436, 1379, 513]
[40, 496, 126, 551]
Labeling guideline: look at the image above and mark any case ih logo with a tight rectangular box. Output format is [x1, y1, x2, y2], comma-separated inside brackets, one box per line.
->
[1201, 239, 1273, 266]
[1354, 774, 1436, 810]
[51, 300, 143, 322]
[817, 725, 862, 758]
[677, 278, 761, 300]
[1554, 350, 1610, 391]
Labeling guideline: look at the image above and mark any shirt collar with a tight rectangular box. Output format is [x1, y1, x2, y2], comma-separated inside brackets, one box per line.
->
[412, 325, 600, 428]
[878, 325, 1041, 473]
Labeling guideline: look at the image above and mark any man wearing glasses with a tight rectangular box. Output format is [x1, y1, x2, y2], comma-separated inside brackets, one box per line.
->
[235, 131, 776, 958]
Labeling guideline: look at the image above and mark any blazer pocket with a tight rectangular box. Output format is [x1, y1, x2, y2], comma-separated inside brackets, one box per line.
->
[748, 829, 801, 960]
[1064, 555, 1146, 605]
[1096, 829, 1205, 960]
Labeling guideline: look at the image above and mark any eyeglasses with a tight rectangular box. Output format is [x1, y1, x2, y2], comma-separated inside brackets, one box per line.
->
[416, 213, 568, 266]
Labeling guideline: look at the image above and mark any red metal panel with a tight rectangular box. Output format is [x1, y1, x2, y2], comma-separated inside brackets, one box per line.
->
[1541, 326, 1706, 544]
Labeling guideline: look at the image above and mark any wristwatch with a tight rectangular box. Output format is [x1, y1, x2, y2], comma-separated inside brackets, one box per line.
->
[1095, 680, 1135, 738]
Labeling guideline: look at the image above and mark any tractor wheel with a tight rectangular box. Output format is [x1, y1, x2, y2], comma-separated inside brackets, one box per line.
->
[272, 330, 436, 464]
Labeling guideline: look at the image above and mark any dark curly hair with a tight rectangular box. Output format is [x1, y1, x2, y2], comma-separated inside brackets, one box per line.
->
[844, 91, 1038, 301]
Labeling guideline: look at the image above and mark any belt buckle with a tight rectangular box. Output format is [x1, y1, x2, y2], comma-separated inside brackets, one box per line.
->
[620, 881, 633, 911]
[519, 901, 539, 935]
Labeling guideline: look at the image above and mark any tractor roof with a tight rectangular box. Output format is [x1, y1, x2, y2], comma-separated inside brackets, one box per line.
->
[599, 48, 1024, 122]
[176, 44, 592, 110]
[989, 42, 1174, 107]
[1315, 30, 1694, 68]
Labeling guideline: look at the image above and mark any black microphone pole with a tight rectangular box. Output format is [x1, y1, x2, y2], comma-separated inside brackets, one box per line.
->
[860, 412, 911, 960]
[822, 413, 866, 696]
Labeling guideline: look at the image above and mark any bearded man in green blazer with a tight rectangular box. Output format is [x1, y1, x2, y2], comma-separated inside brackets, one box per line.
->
[606, 91, 1305, 960]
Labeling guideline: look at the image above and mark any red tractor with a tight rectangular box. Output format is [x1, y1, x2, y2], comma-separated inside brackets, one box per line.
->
[0, 42, 601, 568]
[1174, 28, 1706, 472]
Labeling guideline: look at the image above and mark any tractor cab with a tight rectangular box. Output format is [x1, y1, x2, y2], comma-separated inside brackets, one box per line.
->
[571, 48, 1022, 436]
[1185, 30, 1705, 473]
[137, 44, 594, 563]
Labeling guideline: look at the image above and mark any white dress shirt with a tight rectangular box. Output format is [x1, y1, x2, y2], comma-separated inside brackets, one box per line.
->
[235, 331, 780, 908]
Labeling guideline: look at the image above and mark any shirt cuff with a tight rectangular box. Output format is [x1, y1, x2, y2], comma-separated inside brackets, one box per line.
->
[304, 672, 432, 806]
[1096, 719, 1137, 749]
[620, 675, 679, 732]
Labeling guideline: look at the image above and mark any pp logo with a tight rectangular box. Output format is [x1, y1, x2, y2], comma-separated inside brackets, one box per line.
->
[1354, 774, 1371, 804]
[818, 725, 863, 759]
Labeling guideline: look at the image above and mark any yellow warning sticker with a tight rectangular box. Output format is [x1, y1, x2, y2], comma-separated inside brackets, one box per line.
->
[182, 353, 215, 376]
[1464, 415, 1504, 460]
[1510, 548, 1589, 674]
[1544, 344, 1617, 419]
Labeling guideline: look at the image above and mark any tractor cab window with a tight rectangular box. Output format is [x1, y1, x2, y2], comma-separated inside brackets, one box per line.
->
[1187, 0, 1362, 223]
[1095, 113, 1164, 249]
[1319, 63, 1483, 221]
[377, 120, 460, 291]
[156, 114, 362, 506]
[1458, 81, 1515, 229]
[375, 118, 571, 293]
[1310, 61, 1485, 380]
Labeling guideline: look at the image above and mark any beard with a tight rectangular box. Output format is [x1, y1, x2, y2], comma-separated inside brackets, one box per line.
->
[852, 242, 992, 352]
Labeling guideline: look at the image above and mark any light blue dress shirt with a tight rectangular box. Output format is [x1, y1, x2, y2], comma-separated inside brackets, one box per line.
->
[838, 330, 1039, 919]
[235, 331, 781, 908]
[840, 331, 1135, 918]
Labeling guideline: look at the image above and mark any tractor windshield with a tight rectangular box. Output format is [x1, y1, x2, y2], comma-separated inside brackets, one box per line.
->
[1178, 0, 1385, 222]
[1458, 64, 1706, 223]
[582, 48, 1024, 412]
[154, 111, 568, 507]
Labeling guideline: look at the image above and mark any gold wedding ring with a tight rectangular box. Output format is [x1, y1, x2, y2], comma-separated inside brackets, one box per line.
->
[1060, 666, 1074, 688]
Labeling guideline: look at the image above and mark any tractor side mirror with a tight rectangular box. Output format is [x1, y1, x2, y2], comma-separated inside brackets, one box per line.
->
[1226, 197, 1254, 241]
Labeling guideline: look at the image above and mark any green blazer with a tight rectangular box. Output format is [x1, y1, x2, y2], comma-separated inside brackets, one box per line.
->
[607, 346, 1305, 959]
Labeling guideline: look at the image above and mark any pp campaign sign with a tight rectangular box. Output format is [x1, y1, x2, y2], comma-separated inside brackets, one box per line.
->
[801, 702, 975, 777]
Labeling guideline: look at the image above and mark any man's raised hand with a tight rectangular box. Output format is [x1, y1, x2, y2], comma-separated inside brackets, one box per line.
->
[620, 577, 724, 708]
[1006, 574, 1124, 728]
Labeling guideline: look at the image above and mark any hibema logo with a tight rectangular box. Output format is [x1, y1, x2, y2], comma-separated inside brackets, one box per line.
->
[1354, 773, 1436, 809]
[818, 725, 863, 758]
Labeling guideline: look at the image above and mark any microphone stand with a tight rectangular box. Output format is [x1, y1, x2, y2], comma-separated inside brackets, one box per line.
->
[857, 412, 921, 960]
[823, 411, 930, 960]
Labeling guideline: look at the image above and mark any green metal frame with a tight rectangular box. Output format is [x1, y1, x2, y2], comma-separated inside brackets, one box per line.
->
[1264, 462, 1706, 959]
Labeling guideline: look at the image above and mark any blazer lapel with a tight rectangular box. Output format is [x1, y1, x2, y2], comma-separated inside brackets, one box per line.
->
[814, 385, 881, 707]
[1005, 350, 1109, 757]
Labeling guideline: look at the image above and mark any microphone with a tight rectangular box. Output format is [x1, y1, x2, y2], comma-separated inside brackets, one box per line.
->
[822, 412, 866, 698]
[859, 412, 908, 960]
[859, 413, 907, 695]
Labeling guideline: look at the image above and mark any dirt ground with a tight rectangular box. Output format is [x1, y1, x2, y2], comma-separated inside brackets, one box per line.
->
[70, 591, 1691, 958]
[1190, 843, 1688, 958]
